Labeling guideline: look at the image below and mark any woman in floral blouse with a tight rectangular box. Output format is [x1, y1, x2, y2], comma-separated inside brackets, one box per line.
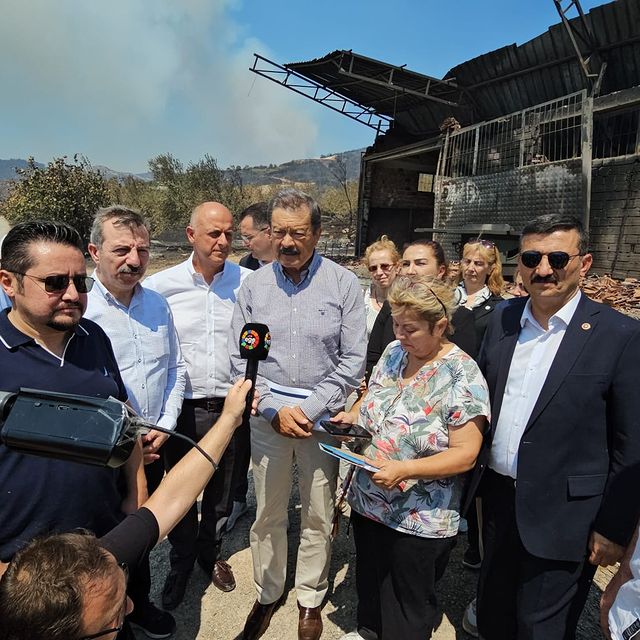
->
[335, 276, 490, 640]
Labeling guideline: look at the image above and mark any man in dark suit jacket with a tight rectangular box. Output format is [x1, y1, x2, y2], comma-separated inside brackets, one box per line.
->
[467, 214, 640, 640]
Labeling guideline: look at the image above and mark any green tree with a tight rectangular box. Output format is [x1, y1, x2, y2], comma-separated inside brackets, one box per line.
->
[1, 156, 109, 242]
[146, 153, 248, 230]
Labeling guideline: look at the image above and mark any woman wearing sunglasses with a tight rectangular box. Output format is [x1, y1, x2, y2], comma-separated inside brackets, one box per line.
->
[363, 236, 400, 337]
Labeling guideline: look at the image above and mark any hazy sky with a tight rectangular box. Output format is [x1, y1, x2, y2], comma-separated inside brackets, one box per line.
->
[1, 0, 604, 172]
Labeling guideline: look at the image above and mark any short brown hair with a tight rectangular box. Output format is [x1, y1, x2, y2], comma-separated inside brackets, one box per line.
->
[0, 532, 114, 640]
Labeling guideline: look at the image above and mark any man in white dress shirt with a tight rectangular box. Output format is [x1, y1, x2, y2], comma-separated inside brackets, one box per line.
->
[145, 201, 250, 610]
[85, 205, 186, 638]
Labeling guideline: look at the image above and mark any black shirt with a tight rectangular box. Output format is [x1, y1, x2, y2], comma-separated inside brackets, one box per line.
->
[100, 507, 159, 569]
[0, 310, 128, 560]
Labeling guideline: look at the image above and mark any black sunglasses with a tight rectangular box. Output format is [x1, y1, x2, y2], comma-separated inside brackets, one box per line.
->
[520, 251, 582, 270]
[11, 272, 95, 293]
[78, 563, 129, 640]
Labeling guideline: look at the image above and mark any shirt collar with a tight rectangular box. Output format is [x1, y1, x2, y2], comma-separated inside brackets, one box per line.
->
[274, 251, 322, 286]
[186, 253, 226, 286]
[520, 289, 582, 330]
[0, 307, 89, 349]
[92, 273, 143, 309]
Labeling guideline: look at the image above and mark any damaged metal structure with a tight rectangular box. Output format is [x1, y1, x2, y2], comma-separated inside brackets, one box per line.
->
[251, 0, 640, 277]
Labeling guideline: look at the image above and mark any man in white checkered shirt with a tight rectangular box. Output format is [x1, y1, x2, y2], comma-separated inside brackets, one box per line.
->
[230, 189, 366, 640]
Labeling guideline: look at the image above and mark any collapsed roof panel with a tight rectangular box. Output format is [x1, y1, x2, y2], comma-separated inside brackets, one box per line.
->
[276, 0, 639, 139]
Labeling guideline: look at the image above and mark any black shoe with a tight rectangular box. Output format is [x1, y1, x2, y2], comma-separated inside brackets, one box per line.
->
[161, 569, 191, 611]
[462, 547, 482, 570]
[128, 601, 176, 638]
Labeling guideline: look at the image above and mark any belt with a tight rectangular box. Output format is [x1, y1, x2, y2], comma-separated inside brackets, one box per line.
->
[183, 397, 225, 412]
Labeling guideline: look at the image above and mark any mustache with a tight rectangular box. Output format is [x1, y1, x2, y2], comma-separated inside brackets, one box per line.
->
[531, 275, 557, 284]
[279, 247, 300, 256]
[118, 265, 141, 274]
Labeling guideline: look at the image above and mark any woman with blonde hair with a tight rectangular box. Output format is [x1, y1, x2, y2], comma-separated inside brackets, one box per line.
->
[362, 235, 400, 336]
[455, 239, 505, 353]
[335, 276, 490, 640]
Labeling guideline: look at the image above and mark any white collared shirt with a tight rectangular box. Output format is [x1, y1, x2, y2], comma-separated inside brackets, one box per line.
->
[489, 290, 582, 478]
[144, 256, 249, 399]
[85, 275, 186, 431]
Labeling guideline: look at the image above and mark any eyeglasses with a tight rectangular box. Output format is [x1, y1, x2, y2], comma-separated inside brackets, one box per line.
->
[367, 263, 394, 273]
[271, 227, 312, 241]
[520, 251, 582, 270]
[11, 272, 95, 293]
[78, 563, 129, 640]
[241, 227, 269, 243]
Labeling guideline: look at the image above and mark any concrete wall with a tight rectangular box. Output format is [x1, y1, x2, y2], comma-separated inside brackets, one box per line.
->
[590, 156, 640, 278]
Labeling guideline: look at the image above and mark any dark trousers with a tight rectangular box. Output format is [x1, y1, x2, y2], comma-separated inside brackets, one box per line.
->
[477, 469, 597, 640]
[126, 457, 165, 608]
[164, 398, 246, 573]
[351, 510, 456, 640]
[232, 418, 251, 503]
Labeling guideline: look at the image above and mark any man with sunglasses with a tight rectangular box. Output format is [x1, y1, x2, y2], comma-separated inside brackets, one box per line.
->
[0, 221, 146, 589]
[465, 214, 640, 640]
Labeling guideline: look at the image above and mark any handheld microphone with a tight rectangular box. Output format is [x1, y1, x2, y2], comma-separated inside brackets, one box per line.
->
[239, 323, 271, 420]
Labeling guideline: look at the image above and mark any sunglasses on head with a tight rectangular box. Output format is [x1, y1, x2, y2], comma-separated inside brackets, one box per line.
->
[520, 251, 581, 270]
[467, 239, 495, 249]
[12, 272, 95, 293]
[368, 263, 394, 273]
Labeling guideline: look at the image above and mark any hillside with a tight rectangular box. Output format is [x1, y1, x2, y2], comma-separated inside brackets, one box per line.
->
[0, 149, 363, 202]
[230, 148, 362, 187]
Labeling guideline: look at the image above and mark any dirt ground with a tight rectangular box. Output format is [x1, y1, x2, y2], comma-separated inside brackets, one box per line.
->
[137, 469, 611, 640]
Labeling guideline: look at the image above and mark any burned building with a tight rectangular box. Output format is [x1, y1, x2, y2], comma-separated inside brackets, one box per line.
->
[251, 0, 640, 278]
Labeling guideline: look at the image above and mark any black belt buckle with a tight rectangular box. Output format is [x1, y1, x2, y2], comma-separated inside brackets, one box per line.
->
[204, 399, 219, 412]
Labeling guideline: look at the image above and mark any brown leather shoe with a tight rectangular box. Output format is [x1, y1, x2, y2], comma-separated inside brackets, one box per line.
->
[298, 603, 323, 640]
[241, 599, 280, 640]
[211, 560, 236, 592]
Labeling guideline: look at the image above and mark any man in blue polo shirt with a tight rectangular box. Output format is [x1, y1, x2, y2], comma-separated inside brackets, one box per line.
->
[0, 221, 146, 568]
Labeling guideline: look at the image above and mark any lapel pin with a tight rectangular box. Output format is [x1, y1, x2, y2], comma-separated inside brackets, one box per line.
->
[485, 305, 491, 310]
[581, 322, 591, 330]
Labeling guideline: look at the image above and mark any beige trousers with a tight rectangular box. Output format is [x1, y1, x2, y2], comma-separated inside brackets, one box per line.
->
[249, 415, 339, 608]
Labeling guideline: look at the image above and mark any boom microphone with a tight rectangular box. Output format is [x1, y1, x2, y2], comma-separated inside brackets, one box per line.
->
[239, 323, 271, 420]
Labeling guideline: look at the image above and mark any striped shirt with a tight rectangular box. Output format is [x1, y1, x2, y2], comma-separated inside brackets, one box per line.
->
[229, 251, 367, 423]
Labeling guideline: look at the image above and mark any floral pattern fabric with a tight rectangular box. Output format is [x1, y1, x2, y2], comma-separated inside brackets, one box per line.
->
[348, 340, 490, 539]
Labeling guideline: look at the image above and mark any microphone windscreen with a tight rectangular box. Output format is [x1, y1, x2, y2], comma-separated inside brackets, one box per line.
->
[239, 323, 271, 361]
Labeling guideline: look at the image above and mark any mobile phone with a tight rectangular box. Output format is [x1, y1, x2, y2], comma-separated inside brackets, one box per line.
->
[320, 420, 372, 440]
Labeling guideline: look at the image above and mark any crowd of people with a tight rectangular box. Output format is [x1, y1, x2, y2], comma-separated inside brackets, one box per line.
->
[0, 189, 639, 640]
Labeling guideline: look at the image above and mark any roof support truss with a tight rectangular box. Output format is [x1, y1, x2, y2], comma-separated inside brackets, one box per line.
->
[553, 0, 607, 94]
[332, 51, 461, 108]
[250, 54, 392, 133]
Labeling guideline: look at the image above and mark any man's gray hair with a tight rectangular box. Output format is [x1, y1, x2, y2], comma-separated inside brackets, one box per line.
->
[268, 189, 322, 231]
[90, 205, 150, 247]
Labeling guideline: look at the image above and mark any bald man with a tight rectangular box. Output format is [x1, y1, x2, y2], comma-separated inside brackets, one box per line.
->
[145, 202, 250, 608]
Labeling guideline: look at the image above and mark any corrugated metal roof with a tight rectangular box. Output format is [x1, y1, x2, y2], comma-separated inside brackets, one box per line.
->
[286, 0, 640, 138]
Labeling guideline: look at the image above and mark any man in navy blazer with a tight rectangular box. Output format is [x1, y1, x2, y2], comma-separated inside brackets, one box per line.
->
[468, 214, 640, 640]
